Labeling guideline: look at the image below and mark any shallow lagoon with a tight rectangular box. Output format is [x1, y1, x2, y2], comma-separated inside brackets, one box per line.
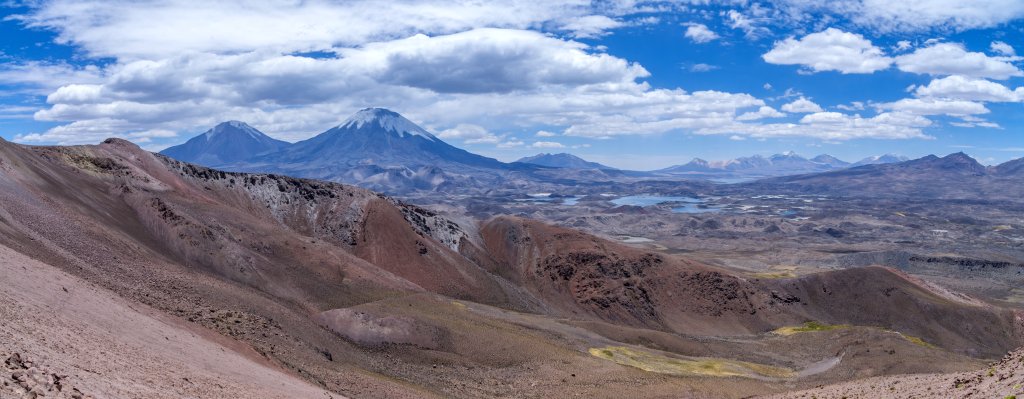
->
[611, 195, 722, 213]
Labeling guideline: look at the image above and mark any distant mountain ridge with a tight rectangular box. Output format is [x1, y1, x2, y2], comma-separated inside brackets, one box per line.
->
[214, 108, 537, 193]
[159, 121, 290, 165]
[746, 152, 1024, 199]
[157, 110, 1014, 197]
[515, 153, 614, 170]
[656, 151, 906, 179]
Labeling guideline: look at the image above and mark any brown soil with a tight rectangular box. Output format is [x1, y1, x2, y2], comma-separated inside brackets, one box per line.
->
[0, 138, 1021, 398]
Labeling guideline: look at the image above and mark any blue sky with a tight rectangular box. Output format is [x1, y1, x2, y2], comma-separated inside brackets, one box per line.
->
[1, 1, 1023, 169]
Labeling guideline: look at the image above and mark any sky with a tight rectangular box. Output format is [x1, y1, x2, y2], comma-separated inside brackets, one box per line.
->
[1, 0, 1023, 170]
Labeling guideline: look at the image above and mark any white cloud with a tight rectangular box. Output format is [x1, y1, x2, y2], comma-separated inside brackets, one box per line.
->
[851, 0, 1024, 32]
[878, 98, 990, 116]
[766, 0, 1024, 33]
[700, 111, 932, 140]
[0, 61, 102, 94]
[762, 28, 892, 74]
[497, 139, 524, 148]
[991, 41, 1016, 56]
[895, 43, 1022, 80]
[535, 130, 558, 137]
[6, 0, 1003, 147]
[683, 23, 719, 43]
[836, 101, 865, 111]
[950, 120, 1001, 128]
[725, 9, 771, 39]
[560, 15, 624, 39]
[343, 29, 650, 94]
[781, 97, 824, 113]
[913, 75, 1024, 102]
[736, 106, 785, 121]
[14, 0, 649, 59]
[531, 141, 565, 148]
[437, 123, 502, 144]
[689, 63, 718, 72]
[560, 90, 765, 138]
[15, 118, 178, 145]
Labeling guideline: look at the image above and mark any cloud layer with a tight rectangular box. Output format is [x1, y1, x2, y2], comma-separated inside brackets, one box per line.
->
[3, 0, 1023, 150]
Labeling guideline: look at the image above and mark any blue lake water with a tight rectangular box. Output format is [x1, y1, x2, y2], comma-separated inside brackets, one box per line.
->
[672, 204, 722, 213]
[610, 195, 701, 207]
[610, 195, 722, 213]
[516, 194, 581, 205]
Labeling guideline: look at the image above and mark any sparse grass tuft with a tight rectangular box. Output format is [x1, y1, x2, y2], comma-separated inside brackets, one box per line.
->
[900, 334, 936, 349]
[773, 321, 849, 336]
[749, 271, 797, 279]
[588, 346, 795, 379]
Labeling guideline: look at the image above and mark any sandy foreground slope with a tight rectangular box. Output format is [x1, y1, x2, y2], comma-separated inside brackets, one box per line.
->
[0, 243, 339, 399]
[760, 348, 1024, 398]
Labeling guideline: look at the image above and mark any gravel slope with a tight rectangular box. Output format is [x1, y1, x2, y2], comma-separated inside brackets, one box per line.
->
[0, 243, 338, 399]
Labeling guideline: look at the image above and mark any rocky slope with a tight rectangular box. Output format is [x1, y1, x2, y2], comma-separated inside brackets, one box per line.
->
[1, 137, 1022, 398]
[762, 347, 1024, 398]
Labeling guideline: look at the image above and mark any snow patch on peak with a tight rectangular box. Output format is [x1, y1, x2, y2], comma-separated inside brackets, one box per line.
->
[339, 108, 437, 141]
[206, 120, 264, 141]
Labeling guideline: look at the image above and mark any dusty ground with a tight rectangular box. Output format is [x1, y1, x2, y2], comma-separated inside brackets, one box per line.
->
[0, 243, 337, 399]
[761, 347, 1024, 398]
[0, 138, 1021, 398]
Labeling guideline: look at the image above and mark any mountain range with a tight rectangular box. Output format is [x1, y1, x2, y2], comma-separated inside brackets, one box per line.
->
[743, 151, 1024, 200]
[656, 151, 909, 179]
[158, 109, 1023, 199]
[2, 136, 1021, 397]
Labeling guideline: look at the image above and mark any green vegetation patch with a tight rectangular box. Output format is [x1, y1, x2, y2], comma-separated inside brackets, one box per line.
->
[748, 271, 797, 279]
[900, 334, 936, 348]
[588, 346, 795, 379]
[773, 321, 849, 336]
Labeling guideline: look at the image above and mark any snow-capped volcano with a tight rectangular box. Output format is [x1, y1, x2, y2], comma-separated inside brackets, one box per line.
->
[225, 108, 513, 192]
[338, 108, 438, 141]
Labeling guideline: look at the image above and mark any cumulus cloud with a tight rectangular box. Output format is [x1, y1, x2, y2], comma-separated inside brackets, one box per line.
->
[700, 111, 932, 140]
[913, 75, 1024, 102]
[991, 41, 1016, 56]
[0, 61, 102, 94]
[895, 43, 1023, 79]
[764, 0, 1024, 33]
[497, 139, 525, 148]
[781, 97, 824, 113]
[535, 130, 558, 137]
[561, 15, 624, 38]
[683, 23, 719, 43]
[7, 0, 1013, 147]
[850, 0, 1024, 32]
[14, 0, 649, 59]
[736, 106, 785, 120]
[531, 141, 565, 148]
[347, 29, 649, 94]
[762, 28, 892, 74]
[437, 123, 502, 144]
[836, 101, 865, 111]
[877, 98, 990, 116]
[15, 118, 179, 145]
